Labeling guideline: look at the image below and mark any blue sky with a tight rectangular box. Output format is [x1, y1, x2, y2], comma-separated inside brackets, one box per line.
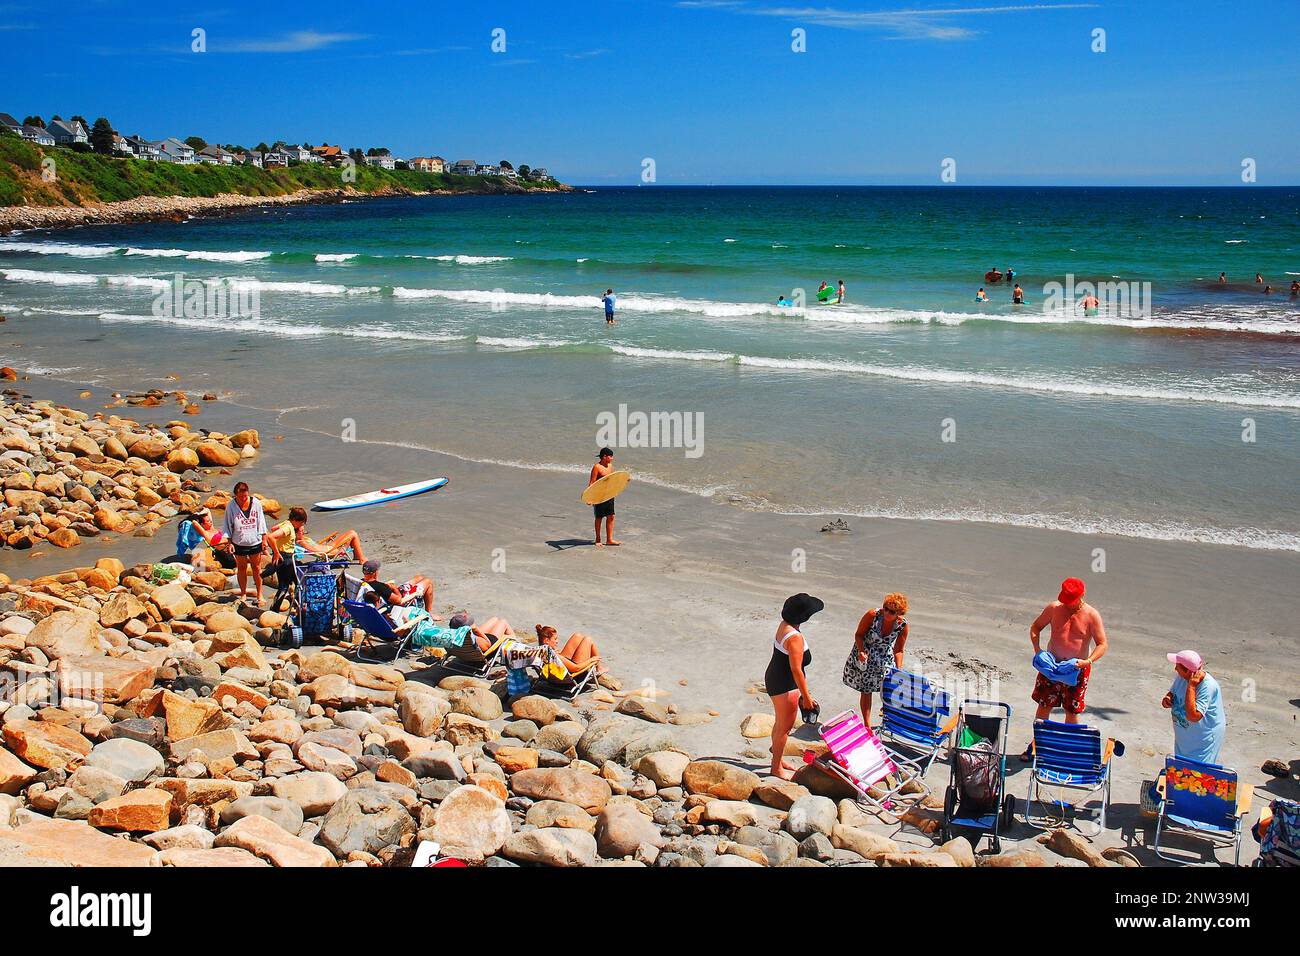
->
[3, 1, 1297, 185]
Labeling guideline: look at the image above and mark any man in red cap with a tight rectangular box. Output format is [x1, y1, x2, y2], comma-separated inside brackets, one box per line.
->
[1021, 577, 1109, 758]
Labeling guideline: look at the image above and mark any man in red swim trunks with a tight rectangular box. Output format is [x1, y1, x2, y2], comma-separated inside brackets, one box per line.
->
[1021, 577, 1109, 758]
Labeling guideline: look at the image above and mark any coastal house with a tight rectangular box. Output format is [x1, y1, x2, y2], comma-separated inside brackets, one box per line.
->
[157, 138, 196, 164]
[409, 156, 445, 174]
[263, 148, 291, 168]
[18, 125, 55, 147]
[499, 165, 518, 179]
[123, 136, 161, 161]
[284, 145, 320, 163]
[449, 159, 478, 175]
[197, 144, 235, 165]
[477, 164, 501, 177]
[240, 151, 263, 169]
[311, 144, 344, 165]
[0, 113, 21, 134]
[364, 153, 396, 170]
[47, 118, 89, 146]
[530, 167, 549, 180]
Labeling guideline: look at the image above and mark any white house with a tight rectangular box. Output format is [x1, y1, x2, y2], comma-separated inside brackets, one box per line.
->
[198, 145, 235, 165]
[0, 113, 21, 134]
[18, 125, 55, 147]
[156, 138, 196, 163]
[240, 151, 263, 169]
[477, 164, 501, 177]
[364, 153, 396, 170]
[263, 149, 291, 168]
[283, 145, 320, 163]
[499, 166, 518, 179]
[530, 167, 550, 180]
[449, 159, 478, 175]
[47, 118, 89, 146]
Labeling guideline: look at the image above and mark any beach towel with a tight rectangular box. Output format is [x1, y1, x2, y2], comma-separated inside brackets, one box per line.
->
[405, 611, 472, 650]
[1033, 650, 1081, 686]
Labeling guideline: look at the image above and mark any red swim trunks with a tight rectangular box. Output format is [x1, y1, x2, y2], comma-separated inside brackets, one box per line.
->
[1031, 662, 1090, 715]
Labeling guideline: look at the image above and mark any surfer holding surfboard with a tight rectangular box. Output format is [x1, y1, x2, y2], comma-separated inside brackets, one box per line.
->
[585, 447, 627, 547]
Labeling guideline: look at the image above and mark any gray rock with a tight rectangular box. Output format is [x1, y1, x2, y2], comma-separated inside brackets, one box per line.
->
[221, 796, 305, 835]
[105, 717, 166, 748]
[319, 788, 417, 857]
[784, 794, 837, 840]
[735, 825, 799, 866]
[402, 750, 465, 782]
[798, 832, 836, 862]
[84, 738, 164, 783]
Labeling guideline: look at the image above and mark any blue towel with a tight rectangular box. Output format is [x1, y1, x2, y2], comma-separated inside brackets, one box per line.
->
[1033, 650, 1081, 686]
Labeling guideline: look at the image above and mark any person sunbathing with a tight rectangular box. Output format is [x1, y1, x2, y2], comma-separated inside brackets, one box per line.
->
[267, 506, 367, 564]
[535, 624, 604, 674]
[365, 595, 508, 653]
[357, 558, 436, 616]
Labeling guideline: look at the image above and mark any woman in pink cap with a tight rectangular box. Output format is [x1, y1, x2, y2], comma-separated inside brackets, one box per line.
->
[1161, 650, 1225, 765]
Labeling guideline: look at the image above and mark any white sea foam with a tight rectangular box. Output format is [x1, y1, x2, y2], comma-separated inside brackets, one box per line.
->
[0, 241, 120, 258]
[315, 253, 358, 262]
[0, 268, 99, 285]
[125, 247, 273, 262]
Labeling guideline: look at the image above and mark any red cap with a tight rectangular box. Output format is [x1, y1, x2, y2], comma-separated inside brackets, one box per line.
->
[1058, 577, 1086, 604]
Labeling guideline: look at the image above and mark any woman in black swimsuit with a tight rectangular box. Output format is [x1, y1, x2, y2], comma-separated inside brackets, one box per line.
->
[764, 592, 824, 780]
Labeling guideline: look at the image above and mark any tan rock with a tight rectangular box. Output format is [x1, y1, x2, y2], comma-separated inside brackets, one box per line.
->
[151, 581, 196, 620]
[0, 817, 158, 866]
[58, 655, 156, 704]
[24, 609, 100, 659]
[88, 789, 172, 832]
[159, 846, 269, 867]
[830, 824, 899, 861]
[492, 745, 539, 773]
[214, 814, 335, 867]
[682, 759, 760, 801]
[196, 441, 241, 467]
[0, 746, 38, 794]
[3, 719, 93, 770]
[165, 448, 199, 474]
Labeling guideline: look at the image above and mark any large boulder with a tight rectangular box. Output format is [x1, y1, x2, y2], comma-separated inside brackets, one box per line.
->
[502, 827, 596, 868]
[595, 803, 664, 859]
[525, 800, 597, 833]
[448, 687, 503, 721]
[431, 785, 511, 862]
[24, 610, 100, 659]
[784, 795, 837, 840]
[196, 440, 241, 467]
[0, 747, 38, 795]
[58, 655, 155, 704]
[682, 759, 759, 801]
[400, 693, 450, 738]
[633, 750, 690, 789]
[151, 582, 196, 621]
[509, 768, 612, 812]
[319, 788, 417, 857]
[220, 796, 305, 835]
[214, 814, 335, 867]
[734, 825, 799, 867]
[84, 738, 164, 783]
[3, 719, 93, 771]
[270, 772, 347, 817]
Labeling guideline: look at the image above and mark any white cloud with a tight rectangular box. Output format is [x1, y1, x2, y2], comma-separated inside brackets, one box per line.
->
[223, 30, 368, 53]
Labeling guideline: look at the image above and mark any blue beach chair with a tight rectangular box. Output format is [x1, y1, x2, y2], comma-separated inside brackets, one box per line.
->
[878, 668, 958, 774]
[1154, 755, 1252, 866]
[1254, 797, 1300, 868]
[343, 599, 413, 663]
[1026, 720, 1117, 835]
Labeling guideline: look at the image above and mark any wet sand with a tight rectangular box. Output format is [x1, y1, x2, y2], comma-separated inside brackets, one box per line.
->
[4, 374, 1297, 863]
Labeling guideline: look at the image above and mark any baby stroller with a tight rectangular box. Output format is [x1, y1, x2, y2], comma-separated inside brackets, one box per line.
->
[279, 557, 354, 648]
[942, 699, 1016, 852]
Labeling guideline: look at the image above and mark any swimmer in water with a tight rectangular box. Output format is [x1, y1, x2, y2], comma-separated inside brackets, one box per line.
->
[1080, 291, 1100, 317]
[1218, 272, 1227, 283]
[1012, 283, 1025, 305]
[1290, 280, 1299, 296]
[976, 287, 989, 302]
[1255, 273, 1264, 284]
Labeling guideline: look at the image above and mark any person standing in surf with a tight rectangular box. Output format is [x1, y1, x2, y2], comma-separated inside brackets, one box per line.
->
[601, 288, 616, 325]
[1012, 283, 1025, 304]
[1079, 290, 1100, 317]
[836, 279, 846, 304]
[589, 446, 621, 546]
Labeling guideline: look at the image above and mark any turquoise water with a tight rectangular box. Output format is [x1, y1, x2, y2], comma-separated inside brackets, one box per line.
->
[2, 186, 1298, 549]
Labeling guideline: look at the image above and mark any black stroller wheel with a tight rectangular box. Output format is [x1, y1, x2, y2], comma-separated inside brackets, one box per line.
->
[1001, 794, 1017, 828]
[944, 785, 957, 820]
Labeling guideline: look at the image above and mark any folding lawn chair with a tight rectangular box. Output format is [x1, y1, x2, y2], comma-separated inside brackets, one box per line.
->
[878, 667, 958, 774]
[1154, 755, 1252, 866]
[1026, 719, 1117, 835]
[810, 709, 930, 819]
[437, 633, 510, 679]
[342, 598, 414, 663]
[1254, 797, 1300, 868]
[529, 655, 602, 700]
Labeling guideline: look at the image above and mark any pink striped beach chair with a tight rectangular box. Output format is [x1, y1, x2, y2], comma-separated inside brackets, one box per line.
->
[809, 709, 930, 817]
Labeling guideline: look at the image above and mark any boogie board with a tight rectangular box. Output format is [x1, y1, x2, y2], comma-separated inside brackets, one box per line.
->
[581, 470, 631, 505]
[313, 477, 449, 512]
[815, 287, 836, 302]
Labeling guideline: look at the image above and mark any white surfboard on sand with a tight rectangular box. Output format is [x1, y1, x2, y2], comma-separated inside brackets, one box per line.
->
[313, 477, 449, 511]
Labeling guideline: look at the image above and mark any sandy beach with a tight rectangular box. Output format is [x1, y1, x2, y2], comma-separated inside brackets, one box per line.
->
[4, 370, 1296, 865]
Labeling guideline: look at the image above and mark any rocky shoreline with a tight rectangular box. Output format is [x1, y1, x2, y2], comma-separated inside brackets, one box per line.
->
[0, 396, 1144, 868]
[0, 181, 573, 235]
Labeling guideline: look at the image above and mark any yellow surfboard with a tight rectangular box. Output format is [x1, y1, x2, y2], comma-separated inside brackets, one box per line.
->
[581, 470, 631, 505]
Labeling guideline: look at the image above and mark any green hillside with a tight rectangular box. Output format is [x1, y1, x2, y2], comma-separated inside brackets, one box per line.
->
[0, 130, 563, 207]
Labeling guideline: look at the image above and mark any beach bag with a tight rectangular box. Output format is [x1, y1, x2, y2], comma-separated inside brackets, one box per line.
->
[956, 738, 999, 804]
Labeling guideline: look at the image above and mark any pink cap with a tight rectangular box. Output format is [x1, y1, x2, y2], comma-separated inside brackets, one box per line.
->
[1167, 649, 1203, 670]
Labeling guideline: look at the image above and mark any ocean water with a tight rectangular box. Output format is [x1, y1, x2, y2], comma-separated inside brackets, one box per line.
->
[1, 186, 1298, 550]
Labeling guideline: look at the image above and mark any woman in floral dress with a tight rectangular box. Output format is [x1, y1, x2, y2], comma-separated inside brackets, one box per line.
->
[842, 592, 910, 726]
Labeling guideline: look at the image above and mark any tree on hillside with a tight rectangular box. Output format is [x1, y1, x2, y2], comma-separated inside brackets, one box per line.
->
[90, 117, 115, 155]
[185, 136, 207, 151]
[71, 115, 88, 127]
[255, 142, 270, 154]
[499, 160, 513, 171]
[518, 164, 531, 178]
[348, 148, 365, 162]
[22, 116, 44, 128]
